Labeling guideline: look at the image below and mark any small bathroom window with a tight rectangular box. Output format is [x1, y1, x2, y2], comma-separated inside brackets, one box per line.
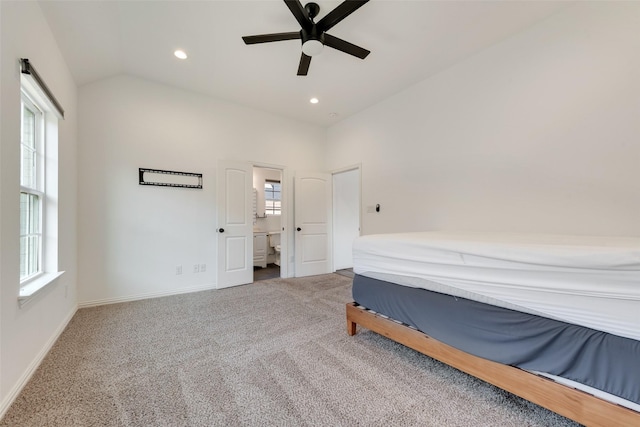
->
[265, 180, 281, 215]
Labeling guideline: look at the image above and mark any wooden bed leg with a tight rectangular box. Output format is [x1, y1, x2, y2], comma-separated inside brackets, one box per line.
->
[347, 318, 357, 336]
[346, 302, 357, 336]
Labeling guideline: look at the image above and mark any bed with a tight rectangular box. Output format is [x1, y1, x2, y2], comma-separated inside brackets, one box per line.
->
[346, 232, 640, 426]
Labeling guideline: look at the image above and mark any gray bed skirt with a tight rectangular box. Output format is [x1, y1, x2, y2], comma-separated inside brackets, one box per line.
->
[352, 274, 640, 406]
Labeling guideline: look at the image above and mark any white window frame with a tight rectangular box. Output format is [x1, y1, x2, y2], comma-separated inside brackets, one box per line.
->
[18, 77, 64, 305]
[20, 92, 45, 283]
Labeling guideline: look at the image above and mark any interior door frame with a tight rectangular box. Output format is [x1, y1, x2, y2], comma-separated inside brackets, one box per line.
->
[252, 161, 289, 279]
[331, 164, 362, 271]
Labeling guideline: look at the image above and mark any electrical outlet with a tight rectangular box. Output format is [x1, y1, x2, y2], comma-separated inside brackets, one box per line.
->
[176, 265, 182, 275]
[193, 264, 199, 273]
[200, 264, 206, 272]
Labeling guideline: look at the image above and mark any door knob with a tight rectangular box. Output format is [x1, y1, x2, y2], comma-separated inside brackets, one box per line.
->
[296, 227, 302, 231]
[218, 228, 225, 233]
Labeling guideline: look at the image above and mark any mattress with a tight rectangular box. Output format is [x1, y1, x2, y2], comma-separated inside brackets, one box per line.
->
[353, 232, 640, 341]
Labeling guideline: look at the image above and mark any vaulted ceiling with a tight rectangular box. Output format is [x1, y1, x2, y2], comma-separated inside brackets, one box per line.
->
[39, 1, 570, 127]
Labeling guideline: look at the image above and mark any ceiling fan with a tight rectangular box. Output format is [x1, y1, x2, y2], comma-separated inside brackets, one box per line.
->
[242, 0, 370, 76]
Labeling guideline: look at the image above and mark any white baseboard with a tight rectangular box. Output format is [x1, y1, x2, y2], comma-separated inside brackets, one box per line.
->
[78, 283, 217, 308]
[0, 305, 77, 420]
[215, 281, 250, 290]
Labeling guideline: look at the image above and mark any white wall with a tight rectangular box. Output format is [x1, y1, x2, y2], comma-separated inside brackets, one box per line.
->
[0, 1, 78, 416]
[77, 75, 325, 305]
[326, 3, 640, 237]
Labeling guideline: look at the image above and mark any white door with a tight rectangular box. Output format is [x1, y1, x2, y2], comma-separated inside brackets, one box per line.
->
[217, 160, 253, 288]
[332, 168, 361, 270]
[294, 172, 332, 277]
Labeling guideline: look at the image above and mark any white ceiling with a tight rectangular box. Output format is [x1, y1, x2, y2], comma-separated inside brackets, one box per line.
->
[39, 0, 570, 127]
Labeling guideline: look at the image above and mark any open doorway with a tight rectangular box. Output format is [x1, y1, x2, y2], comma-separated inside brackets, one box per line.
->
[253, 166, 283, 281]
[332, 166, 361, 275]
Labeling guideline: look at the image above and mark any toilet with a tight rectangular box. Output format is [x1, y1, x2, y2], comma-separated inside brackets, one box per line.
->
[268, 233, 281, 266]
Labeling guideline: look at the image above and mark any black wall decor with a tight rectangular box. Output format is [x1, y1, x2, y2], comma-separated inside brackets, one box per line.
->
[139, 168, 203, 189]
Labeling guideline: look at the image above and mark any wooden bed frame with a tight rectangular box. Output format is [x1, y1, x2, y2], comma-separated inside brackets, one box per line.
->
[346, 302, 640, 427]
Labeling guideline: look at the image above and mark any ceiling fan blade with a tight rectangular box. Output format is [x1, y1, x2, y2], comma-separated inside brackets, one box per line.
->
[323, 33, 370, 59]
[297, 53, 311, 76]
[242, 32, 301, 44]
[284, 0, 312, 31]
[317, 0, 369, 33]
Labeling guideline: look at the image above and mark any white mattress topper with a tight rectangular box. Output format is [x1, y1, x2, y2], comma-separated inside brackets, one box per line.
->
[353, 232, 640, 341]
[354, 232, 640, 270]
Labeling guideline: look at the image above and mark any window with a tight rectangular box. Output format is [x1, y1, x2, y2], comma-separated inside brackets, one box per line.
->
[264, 180, 281, 215]
[20, 94, 44, 281]
[18, 59, 65, 303]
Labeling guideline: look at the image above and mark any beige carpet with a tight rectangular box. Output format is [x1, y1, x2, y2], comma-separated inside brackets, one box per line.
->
[1, 274, 578, 426]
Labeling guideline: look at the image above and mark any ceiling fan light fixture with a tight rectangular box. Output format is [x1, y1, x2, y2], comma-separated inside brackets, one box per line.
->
[302, 39, 324, 56]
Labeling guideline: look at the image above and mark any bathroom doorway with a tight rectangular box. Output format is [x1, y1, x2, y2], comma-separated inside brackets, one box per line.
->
[253, 166, 283, 281]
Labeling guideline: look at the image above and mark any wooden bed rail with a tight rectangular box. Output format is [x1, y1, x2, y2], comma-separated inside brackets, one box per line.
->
[346, 302, 640, 427]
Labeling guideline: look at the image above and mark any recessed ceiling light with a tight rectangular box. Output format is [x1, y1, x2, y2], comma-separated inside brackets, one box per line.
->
[310, 98, 319, 104]
[174, 50, 188, 60]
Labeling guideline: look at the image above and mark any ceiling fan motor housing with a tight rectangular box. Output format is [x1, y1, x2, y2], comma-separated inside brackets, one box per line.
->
[305, 2, 320, 19]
